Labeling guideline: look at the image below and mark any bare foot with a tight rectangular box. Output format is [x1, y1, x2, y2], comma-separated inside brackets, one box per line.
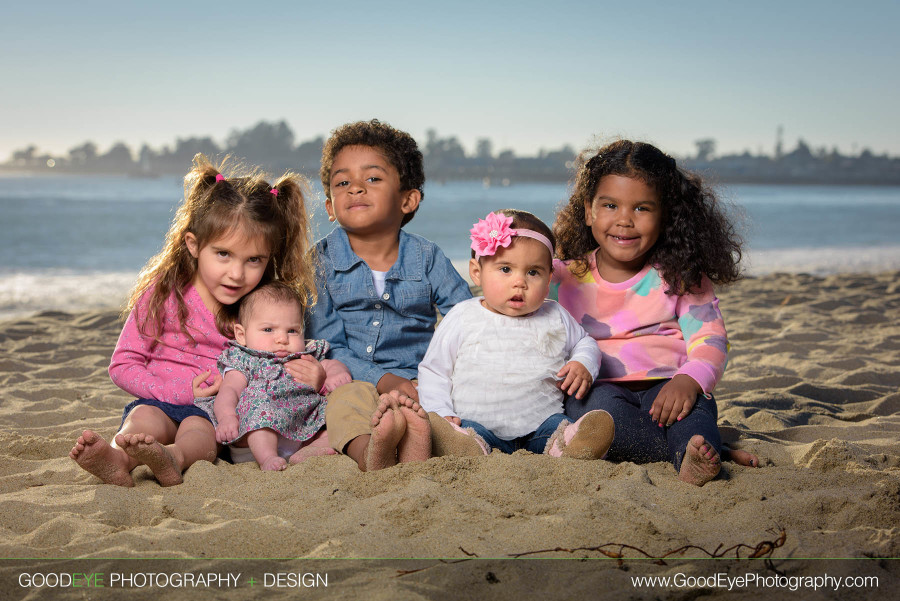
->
[546, 410, 615, 460]
[396, 395, 431, 463]
[259, 456, 288, 471]
[428, 413, 490, 457]
[288, 445, 337, 464]
[69, 430, 135, 487]
[364, 394, 407, 471]
[723, 445, 759, 467]
[678, 435, 721, 486]
[117, 433, 184, 486]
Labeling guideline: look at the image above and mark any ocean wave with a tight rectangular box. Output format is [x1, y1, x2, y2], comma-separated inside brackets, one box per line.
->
[743, 245, 900, 276]
[0, 271, 136, 320]
[2, 246, 899, 320]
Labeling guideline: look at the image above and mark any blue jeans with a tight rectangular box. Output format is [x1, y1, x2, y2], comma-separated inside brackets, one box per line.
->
[564, 381, 720, 471]
[460, 413, 570, 454]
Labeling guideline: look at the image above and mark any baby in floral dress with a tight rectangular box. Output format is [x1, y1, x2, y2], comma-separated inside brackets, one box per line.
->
[196, 282, 351, 470]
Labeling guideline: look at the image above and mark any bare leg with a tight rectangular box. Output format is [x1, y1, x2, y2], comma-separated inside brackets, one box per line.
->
[118, 432, 184, 486]
[344, 435, 371, 471]
[679, 434, 721, 486]
[69, 430, 136, 487]
[247, 428, 287, 471]
[289, 429, 337, 464]
[723, 445, 759, 467]
[546, 410, 615, 460]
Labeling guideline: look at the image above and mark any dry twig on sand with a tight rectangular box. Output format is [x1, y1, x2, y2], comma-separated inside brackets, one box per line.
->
[396, 528, 787, 576]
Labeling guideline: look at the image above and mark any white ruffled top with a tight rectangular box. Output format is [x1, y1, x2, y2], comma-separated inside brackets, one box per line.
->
[418, 297, 599, 439]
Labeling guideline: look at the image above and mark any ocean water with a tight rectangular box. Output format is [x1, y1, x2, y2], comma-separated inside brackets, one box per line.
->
[2, 174, 899, 318]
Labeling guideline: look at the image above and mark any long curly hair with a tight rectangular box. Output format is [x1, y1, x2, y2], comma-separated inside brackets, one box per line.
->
[553, 140, 742, 293]
[319, 119, 424, 226]
[125, 154, 316, 341]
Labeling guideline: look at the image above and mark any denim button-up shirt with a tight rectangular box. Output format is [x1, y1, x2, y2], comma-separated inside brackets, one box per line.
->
[306, 227, 472, 386]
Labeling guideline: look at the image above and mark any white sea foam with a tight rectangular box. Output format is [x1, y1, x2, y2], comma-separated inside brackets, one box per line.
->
[743, 245, 900, 276]
[1, 246, 899, 320]
[0, 271, 136, 320]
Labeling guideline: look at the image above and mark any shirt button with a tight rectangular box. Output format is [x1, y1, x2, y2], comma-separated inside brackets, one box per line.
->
[366, 346, 373, 353]
[382, 293, 390, 300]
[374, 303, 382, 309]
[373, 321, 380, 326]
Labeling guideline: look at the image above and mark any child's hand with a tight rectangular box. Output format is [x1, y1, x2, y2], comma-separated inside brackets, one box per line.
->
[650, 374, 703, 427]
[216, 413, 240, 443]
[323, 372, 352, 394]
[556, 361, 593, 400]
[376, 373, 419, 402]
[284, 355, 326, 391]
[443, 415, 461, 426]
[192, 371, 221, 398]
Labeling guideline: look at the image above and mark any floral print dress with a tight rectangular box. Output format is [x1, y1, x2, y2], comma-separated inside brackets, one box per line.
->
[195, 340, 328, 444]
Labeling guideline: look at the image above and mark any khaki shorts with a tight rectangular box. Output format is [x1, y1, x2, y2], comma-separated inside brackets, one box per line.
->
[325, 381, 381, 453]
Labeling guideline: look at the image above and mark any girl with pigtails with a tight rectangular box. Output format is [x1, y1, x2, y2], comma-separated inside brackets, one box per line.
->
[70, 154, 320, 486]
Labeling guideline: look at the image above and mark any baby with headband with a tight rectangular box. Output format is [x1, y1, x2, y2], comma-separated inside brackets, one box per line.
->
[417, 209, 615, 458]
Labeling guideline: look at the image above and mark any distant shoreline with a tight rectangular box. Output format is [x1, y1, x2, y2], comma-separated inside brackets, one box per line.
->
[3, 166, 900, 187]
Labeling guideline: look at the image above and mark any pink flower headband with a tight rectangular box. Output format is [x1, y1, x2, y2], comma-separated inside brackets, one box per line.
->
[469, 212, 554, 259]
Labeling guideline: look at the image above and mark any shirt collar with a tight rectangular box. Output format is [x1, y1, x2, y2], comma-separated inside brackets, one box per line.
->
[325, 227, 423, 281]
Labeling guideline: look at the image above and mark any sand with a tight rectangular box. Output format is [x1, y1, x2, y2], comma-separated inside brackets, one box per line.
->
[1, 272, 899, 599]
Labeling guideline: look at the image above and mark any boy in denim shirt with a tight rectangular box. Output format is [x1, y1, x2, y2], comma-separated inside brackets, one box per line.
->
[303, 119, 472, 471]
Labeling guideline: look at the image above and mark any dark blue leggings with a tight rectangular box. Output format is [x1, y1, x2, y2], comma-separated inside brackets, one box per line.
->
[460, 413, 569, 454]
[564, 380, 720, 472]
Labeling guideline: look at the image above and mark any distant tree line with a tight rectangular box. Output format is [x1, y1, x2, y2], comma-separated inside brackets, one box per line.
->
[1, 120, 575, 184]
[4, 121, 900, 185]
[684, 138, 900, 185]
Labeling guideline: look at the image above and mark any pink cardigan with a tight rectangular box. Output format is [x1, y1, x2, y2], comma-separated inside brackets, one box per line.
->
[109, 286, 228, 405]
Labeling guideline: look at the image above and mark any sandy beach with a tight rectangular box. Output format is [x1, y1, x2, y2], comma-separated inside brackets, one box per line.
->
[1, 271, 899, 598]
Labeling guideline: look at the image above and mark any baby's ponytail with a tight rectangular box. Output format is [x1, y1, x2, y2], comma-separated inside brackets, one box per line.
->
[267, 174, 316, 314]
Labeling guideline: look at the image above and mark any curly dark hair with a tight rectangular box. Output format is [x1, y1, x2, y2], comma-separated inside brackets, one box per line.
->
[319, 119, 425, 227]
[553, 140, 743, 294]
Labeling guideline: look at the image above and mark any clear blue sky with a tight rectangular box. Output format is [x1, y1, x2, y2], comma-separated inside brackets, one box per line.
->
[2, 0, 898, 161]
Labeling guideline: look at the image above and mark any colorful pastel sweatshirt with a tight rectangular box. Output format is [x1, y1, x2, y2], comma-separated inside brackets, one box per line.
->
[551, 257, 728, 394]
[109, 285, 228, 405]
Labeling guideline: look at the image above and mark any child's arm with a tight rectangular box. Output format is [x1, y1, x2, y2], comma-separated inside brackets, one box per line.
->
[321, 358, 352, 394]
[673, 276, 729, 394]
[109, 306, 196, 403]
[416, 306, 464, 419]
[428, 244, 473, 316]
[555, 303, 602, 399]
[212, 370, 248, 443]
[650, 276, 728, 426]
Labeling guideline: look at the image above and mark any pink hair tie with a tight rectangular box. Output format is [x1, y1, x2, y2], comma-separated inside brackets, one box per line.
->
[215, 174, 225, 182]
[469, 212, 554, 259]
[269, 187, 278, 196]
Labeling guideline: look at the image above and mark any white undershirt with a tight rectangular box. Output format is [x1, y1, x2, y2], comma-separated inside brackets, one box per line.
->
[371, 269, 387, 297]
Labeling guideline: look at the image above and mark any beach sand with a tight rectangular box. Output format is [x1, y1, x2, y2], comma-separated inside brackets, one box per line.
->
[1, 272, 899, 598]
